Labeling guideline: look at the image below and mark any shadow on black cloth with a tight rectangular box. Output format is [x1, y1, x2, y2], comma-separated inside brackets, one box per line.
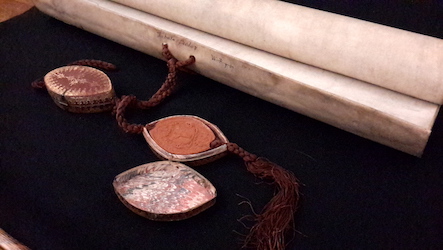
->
[1, 2, 442, 249]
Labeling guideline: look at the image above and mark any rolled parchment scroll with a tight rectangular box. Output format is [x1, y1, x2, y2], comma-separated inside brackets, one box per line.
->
[113, 0, 443, 104]
[33, 0, 439, 156]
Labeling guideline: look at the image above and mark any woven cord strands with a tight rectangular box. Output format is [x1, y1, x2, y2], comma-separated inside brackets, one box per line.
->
[225, 142, 300, 250]
[114, 44, 196, 134]
[67, 59, 118, 71]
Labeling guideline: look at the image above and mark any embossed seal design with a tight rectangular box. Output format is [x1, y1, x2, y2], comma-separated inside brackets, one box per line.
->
[44, 65, 115, 113]
[44, 65, 111, 96]
[113, 161, 217, 221]
[143, 115, 229, 165]
[149, 116, 216, 155]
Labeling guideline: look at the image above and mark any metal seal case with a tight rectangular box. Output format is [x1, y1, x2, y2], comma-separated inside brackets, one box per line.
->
[44, 65, 115, 113]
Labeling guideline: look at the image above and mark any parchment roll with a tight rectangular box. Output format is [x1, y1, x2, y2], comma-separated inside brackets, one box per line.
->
[33, 0, 440, 156]
[113, 0, 443, 104]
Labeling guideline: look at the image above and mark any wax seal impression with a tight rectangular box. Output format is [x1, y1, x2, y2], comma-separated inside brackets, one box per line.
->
[143, 115, 229, 165]
[113, 161, 217, 221]
[149, 116, 216, 155]
[44, 65, 115, 113]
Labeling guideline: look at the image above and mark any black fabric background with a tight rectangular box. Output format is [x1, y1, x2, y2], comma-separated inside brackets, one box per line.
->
[1, 1, 442, 249]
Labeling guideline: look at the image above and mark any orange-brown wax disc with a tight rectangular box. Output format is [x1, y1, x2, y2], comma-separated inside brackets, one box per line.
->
[149, 116, 216, 155]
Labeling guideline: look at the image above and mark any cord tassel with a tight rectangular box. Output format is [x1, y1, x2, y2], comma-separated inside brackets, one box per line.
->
[226, 143, 300, 250]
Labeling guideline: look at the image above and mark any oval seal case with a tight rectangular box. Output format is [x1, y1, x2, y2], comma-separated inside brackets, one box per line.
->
[113, 161, 217, 221]
[143, 115, 229, 166]
[44, 65, 115, 113]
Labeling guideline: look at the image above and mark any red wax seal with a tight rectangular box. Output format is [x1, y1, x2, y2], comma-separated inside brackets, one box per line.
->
[149, 116, 216, 155]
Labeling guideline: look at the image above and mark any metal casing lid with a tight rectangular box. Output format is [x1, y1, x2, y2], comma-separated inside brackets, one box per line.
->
[44, 65, 115, 113]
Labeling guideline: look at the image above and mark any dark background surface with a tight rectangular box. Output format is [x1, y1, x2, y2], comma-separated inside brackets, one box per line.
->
[1, 1, 442, 249]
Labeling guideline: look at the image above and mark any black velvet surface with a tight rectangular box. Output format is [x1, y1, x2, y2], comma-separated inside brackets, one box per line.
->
[1, 2, 442, 249]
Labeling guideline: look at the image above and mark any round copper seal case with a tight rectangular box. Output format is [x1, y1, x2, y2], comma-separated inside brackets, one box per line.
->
[44, 65, 115, 113]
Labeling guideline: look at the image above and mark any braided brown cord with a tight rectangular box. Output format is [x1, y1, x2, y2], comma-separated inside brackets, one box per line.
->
[136, 51, 194, 109]
[226, 143, 300, 250]
[31, 59, 118, 89]
[31, 78, 45, 89]
[114, 95, 146, 134]
[68, 59, 118, 71]
[115, 44, 195, 133]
